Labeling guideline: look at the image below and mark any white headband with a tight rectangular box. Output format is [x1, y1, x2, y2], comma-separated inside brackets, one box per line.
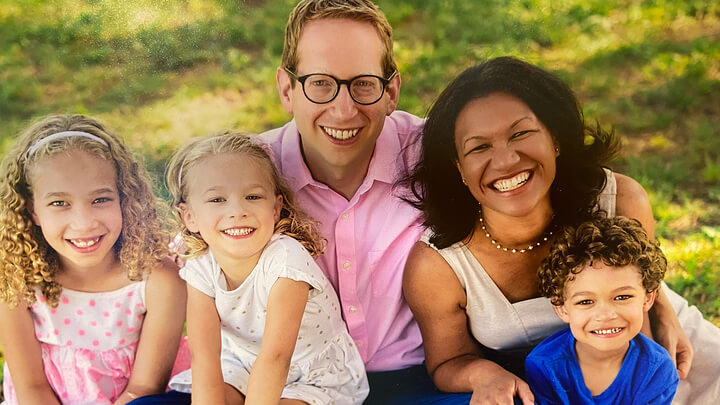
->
[28, 131, 109, 156]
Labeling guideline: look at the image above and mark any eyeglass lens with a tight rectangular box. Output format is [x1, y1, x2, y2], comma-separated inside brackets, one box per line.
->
[303, 74, 385, 104]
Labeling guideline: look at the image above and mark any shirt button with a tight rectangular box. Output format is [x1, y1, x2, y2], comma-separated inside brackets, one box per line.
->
[343, 261, 351, 270]
[355, 340, 363, 348]
[341, 213, 349, 220]
[349, 306, 357, 313]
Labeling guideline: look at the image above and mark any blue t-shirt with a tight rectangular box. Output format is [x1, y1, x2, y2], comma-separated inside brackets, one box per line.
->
[525, 328, 678, 405]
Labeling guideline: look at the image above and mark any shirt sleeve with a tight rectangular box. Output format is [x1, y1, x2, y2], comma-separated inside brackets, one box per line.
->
[525, 354, 564, 405]
[642, 355, 680, 405]
[179, 254, 217, 298]
[263, 236, 325, 293]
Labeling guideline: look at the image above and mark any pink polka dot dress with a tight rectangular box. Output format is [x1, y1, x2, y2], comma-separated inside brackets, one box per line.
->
[2, 281, 147, 404]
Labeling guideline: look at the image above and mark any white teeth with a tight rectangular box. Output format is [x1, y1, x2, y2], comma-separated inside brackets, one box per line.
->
[224, 227, 253, 236]
[492, 171, 530, 192]
[592, 327, 623, 335]
[70, 238, 100, 248]
[323, 127, 359, 140]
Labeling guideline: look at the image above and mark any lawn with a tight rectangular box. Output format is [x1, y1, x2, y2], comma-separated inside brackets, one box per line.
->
[1, 0, 719, 389]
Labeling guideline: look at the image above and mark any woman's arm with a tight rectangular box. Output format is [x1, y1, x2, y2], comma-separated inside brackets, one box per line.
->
[114, 258, 187, 404]
[245, 278, 309, 404]
[0, 300, 61, 405]
[615, 172, 693, 379]
[403, 241, 534, 405]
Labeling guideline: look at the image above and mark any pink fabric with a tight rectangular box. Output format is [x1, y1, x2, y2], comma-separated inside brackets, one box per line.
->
[256, 111, 426, 372]
[3, 283, 146, 404]
[170, 336, 191, 378]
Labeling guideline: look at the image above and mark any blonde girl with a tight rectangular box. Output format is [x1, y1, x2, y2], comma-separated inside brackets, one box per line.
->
[165, 131, 368, 405]
[0, 115, 187, 404]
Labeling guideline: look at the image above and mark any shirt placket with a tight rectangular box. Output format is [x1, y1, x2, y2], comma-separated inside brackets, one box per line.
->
[334, 203, 368, 361]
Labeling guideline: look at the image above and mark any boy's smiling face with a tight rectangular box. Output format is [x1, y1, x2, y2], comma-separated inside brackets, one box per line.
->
[554, 262, 656, 357]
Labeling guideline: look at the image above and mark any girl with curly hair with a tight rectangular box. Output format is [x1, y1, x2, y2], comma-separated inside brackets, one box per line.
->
[526, 216, 678, 404]
[158, 132, 368, 405]
[0, 114, 186, 404]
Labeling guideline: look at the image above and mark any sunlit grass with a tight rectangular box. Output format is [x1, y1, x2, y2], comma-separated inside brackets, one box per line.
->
[1, 0, 719, 385]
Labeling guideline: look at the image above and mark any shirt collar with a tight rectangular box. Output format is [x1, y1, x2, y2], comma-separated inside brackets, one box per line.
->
[366, 116, 401, 185]
[279, 120, 321, 193]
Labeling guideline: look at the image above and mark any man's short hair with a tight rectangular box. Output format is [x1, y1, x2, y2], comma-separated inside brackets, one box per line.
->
[282, 0, 397, 80]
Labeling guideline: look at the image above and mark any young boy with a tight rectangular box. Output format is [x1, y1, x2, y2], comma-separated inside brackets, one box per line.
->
[526, 216, 679, 404]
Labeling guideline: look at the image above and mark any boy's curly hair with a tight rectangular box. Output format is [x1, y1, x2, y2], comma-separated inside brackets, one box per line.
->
[166, 130, 325, 258]
[539, 216, 667, 306]
[0, 115, 170, 309]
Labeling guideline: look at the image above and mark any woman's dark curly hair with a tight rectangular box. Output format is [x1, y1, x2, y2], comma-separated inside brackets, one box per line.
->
[538, 216, 667, 306]
[399, 56, 621, 248]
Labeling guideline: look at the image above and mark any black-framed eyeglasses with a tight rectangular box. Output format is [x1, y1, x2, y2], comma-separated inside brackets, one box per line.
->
[284, 67, 397, 105]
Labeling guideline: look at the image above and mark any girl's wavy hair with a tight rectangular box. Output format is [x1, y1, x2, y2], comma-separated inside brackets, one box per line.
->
[539, 216, 667, 306]
[0, 114, 170, 308]
[399, 56, 621, 249]
[166, 131, 325, 258]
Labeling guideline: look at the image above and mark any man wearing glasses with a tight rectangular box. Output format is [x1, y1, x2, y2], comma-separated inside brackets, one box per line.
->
[257, 1, 471, 404]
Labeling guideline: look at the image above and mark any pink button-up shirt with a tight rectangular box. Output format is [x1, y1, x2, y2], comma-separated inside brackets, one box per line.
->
[256, 111, 425, 372]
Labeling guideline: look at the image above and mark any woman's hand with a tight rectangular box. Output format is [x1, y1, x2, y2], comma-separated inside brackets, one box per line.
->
[651, 288, 694, 379]
[468, 361, 534, 405]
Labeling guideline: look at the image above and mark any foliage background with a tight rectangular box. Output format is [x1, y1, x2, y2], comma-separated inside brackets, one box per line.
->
[1, 0, 719, 390]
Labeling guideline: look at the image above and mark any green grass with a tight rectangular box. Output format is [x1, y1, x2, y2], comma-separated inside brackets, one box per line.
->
[1, 0, 719, 385]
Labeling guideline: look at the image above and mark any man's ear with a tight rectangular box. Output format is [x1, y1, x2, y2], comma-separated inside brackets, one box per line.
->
[277, 67, 294, 115]
[178, 203, 199, 233]
[643, 289, 658, 312]
[384, 72, 401, 115]
[553, 303, 571, 324]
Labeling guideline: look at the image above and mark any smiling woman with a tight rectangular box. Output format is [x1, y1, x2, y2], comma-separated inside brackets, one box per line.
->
[453, 93, 560, 222]
[399, 56, 720, 404]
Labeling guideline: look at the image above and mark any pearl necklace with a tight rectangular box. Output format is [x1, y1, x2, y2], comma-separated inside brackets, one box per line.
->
[478, 210, 555, 254]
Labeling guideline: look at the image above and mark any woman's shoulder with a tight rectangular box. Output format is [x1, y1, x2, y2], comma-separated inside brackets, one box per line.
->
[418, 227, 466, 252]
[614, 172, 648, 201]
[404, 240, 466, 299]
[613, 172, 655, 235]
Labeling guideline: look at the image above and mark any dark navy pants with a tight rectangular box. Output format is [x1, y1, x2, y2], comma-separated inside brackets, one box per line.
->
[127, 364, 525, 404]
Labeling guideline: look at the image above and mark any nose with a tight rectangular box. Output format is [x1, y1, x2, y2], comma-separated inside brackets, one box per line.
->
[594, 301, 618, 321]
[330, 84, 359, 119]
[70, 205, 99, 231]
[228, 199, 249, 218]
[490, 144, 521, 170]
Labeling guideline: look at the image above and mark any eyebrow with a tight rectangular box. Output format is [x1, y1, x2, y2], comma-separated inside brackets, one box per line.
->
[510, 116, 533, 128]
[42, 187, 116, 199]
[200, 184, 269, 194]
[569, 285, 638, 299]
[461, 116, 535, 149]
